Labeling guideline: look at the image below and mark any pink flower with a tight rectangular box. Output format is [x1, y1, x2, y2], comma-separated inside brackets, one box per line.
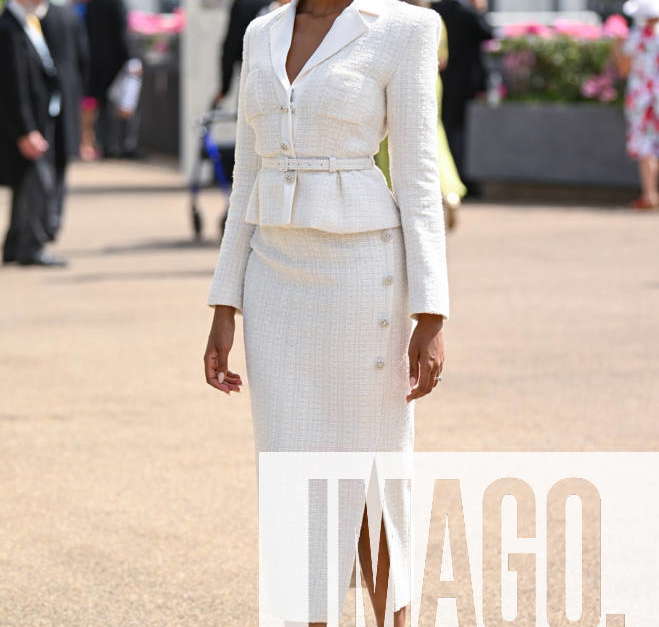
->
[581, 70, 619, 103]
[553, 19, 602, 40]
[581, 78, 600, 98]
[501, 22, 553, 39]
[600, 87, 618, 102]
[483, 39, 501, 53]
[603, 14, 630, 39]
[129, 9, 185, 35]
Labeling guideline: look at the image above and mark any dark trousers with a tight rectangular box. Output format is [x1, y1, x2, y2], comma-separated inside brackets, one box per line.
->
[47, 162, 68, 242]
[442, 102, 481, 197]
[2, 128, 58, 262]
[97, 98, 140, 157]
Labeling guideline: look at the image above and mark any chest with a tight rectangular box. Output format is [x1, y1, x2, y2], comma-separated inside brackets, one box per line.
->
[244, 24, 394, 130]
[285, 13, 341, 83]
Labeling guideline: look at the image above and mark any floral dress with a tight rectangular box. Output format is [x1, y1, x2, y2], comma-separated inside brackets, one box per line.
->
[624, 21, 659, 158]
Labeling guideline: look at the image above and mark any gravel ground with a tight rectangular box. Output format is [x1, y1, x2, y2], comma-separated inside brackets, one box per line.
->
[1, 161, 657, 626]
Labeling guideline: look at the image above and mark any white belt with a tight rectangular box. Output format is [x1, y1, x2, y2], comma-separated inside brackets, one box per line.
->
[261, 155, 375, 172]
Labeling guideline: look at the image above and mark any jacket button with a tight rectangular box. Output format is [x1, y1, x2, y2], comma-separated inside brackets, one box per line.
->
[375, 358, 385, 369]
[284, 172, 295, 183]
[383, 275, 394, 286]
[379, 318, 390, 328]
[381, 230, 392, 242]
[280, 105, 289, 112]
[280, 142, 289, 151]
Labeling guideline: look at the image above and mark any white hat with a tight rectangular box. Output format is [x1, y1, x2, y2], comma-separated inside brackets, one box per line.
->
[623, 0, 659, 19]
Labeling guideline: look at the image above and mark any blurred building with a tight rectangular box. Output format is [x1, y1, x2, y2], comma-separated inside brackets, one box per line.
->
[125, 0, 179, 11]
[491, 0, 622, 11]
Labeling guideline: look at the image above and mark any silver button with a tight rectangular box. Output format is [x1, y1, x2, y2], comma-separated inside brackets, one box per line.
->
[379, 318, 390, 328]
[280, 105, 289, 112]
[375, 358, 385, 369]
[383, 275, 394, 286]
[381, 230, 392, 242]
[280, 142, 289, 151]
[284, 172, 295, 183]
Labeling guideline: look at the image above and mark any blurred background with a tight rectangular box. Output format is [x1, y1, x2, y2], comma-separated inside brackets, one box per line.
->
[1, 0, 657, 625]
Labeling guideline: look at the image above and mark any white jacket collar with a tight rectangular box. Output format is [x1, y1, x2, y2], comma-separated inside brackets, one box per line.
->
[268, 0, 386, 91]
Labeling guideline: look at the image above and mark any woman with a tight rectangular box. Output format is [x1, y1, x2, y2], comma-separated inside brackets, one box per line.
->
[204, 0, 449, 624]
[615, 0, 659, 210]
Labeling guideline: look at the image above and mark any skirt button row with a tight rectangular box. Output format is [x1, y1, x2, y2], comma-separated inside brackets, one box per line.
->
[377, 230, 393, 369]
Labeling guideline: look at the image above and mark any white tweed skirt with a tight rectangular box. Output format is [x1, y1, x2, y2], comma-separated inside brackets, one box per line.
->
[243, 224, 415, 622]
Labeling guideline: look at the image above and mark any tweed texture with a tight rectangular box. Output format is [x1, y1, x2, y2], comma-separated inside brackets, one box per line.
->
[243, 224, 414, 621]
[208, 0, 451, 620]
[208, 0, 450, 319]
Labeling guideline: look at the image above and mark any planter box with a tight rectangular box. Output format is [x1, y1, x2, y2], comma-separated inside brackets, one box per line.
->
[465, 102, 638, 187]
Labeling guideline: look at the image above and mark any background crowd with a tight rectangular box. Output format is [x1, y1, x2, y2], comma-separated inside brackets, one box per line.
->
[0, 0, 657, 269]
[0, 2, 656, 624]
[0, 0, 140, 267]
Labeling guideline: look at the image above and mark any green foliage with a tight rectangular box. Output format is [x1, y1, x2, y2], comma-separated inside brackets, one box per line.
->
[490, 35, 624, 105]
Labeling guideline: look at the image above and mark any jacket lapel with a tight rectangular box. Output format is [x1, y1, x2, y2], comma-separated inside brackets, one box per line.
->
[268, 0, 297, 91]
[5, 8, 54, 77]
[295, 4, 368, 83]
[268, 0, 382, 91]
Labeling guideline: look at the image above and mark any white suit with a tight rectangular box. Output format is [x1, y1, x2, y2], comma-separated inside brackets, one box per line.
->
[208, 0, 449, 621]
[209, 0, 449, 319]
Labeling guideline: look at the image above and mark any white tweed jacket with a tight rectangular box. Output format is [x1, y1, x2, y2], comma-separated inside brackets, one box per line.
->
[208, 0, 449, 319]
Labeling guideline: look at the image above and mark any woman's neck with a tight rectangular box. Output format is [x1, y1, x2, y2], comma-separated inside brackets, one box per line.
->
[298, 0, 353, 18]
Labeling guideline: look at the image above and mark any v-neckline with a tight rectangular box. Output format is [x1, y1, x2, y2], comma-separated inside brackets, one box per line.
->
[284, 1, 352, 87]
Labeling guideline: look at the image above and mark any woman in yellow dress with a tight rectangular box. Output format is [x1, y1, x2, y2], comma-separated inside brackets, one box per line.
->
[375, 9, 466, 230]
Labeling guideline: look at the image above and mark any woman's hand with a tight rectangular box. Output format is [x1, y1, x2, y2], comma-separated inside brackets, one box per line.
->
[407, 314, 445, 402]
[204, 305, 243, 394]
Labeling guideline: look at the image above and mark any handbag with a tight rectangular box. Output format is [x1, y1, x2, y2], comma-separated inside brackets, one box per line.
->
[108, 59, 144, 118]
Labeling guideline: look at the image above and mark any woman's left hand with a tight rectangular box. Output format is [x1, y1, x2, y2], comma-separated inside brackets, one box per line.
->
[407, 314, 445, 402]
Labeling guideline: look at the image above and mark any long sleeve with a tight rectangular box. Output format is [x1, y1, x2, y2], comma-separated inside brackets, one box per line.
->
[385, 10, 449, 320]
[208, 21, 259, 313]
[0, 28, 38, 140]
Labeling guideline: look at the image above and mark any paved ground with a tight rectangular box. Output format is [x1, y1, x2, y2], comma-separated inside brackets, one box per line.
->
[1, 161, 658, 626]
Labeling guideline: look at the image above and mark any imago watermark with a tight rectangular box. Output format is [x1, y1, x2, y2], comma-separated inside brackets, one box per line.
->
[258, 453, 659, 626]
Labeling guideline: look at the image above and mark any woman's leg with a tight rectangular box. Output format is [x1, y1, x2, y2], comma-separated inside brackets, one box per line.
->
[308, 506, 407, 627]
[638, 155, 659, 205]
[80, 105, 99, 161]
[357, 507, 408, 627]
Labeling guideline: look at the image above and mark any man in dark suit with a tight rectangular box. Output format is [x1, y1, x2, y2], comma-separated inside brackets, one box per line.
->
[432, 0, 493, 192]
[0, 0, 66, 266]
[213, 0, 271, 105]
[42, 1, 89, 241]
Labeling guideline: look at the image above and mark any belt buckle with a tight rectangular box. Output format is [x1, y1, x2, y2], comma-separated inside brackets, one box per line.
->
[328, 157, 337, 173]
[279, 157, 291, 172]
